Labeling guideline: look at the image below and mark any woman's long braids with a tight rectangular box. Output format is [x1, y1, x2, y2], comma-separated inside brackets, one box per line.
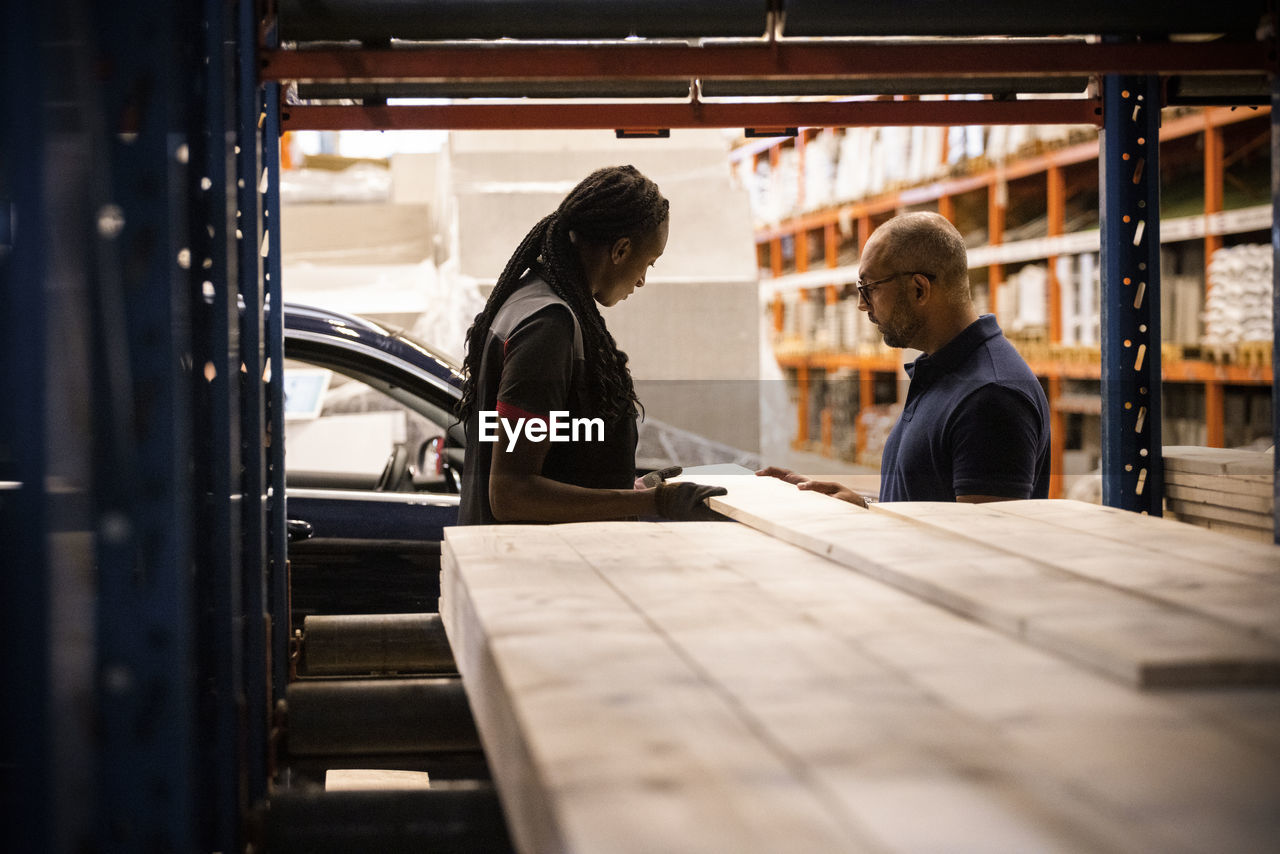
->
[457, 165, 669, 426]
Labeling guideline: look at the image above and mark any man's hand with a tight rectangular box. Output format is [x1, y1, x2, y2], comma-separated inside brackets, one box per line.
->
[797, 479, 868, 508]
[654, 481, 728, 521]
[755, 466, 806, 485]
[756, 467, 867, 508]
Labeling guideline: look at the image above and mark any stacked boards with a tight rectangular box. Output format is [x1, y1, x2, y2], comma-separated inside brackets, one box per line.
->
[1163, 445, 1276, 543]
[442, 479, 1280, 853]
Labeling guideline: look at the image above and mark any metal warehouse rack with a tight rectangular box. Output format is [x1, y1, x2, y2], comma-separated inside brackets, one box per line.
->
[2, 1, 1277, 851]
[742, 107, 1275, 494]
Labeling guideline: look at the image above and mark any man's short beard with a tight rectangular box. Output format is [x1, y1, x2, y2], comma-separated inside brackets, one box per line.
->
[879, 297, 922, 350]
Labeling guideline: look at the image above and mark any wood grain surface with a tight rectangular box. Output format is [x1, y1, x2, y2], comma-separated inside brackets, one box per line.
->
[443, 494, 1280, 853]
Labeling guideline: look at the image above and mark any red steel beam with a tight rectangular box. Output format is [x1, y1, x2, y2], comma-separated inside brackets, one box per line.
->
[261, 41, 1273, 83]
[280, 98, 1102, 131]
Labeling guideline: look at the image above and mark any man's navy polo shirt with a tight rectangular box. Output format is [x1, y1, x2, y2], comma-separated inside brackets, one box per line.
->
[878, 314, 1050, 502]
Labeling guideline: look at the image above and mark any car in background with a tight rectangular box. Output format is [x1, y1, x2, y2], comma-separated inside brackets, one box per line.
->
[283, 303, 466, 622]
[284, 303, 465, 540]
[281, 302, 762, 622]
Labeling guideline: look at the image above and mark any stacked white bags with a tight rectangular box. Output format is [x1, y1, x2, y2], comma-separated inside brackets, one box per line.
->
[1202, 244, 1273, 349]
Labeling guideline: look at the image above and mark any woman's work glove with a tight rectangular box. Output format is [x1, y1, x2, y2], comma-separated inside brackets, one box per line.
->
[654, 481, 728, 522]
[636, 465, 683, 490]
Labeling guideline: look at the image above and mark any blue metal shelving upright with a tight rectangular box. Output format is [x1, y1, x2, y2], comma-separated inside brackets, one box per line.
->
[1, 2, 52, 851]
[264, 80, 291, 706]
[87, 0, 203, 848]
[237, 0, 271, 809]
[0, 1, 278, 850]
[1100, 73, 1165, 515]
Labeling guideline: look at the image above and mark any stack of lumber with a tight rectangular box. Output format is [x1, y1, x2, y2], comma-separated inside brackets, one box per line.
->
[442, 477, 1280, 853]
[1164, 445, 1276, 543]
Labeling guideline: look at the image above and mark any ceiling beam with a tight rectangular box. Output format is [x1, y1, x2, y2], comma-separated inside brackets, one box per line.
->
[279, 98, 1102, 131]
[262, 41, 1272, 83]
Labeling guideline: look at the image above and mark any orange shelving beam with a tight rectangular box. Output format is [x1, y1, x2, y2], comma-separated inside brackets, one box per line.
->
[1205, 381, 1225, 448]
[988, 177, 1005, 317]
[937, 193, 955, 224]
[1204, 116, 1224, 288]
[857, 371, 874, 464]
[1046, 164, 1066, 499]
[795, 364, 810, 449]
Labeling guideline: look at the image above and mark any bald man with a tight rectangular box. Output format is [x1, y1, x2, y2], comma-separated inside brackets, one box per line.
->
[761, 211, 1050, 505]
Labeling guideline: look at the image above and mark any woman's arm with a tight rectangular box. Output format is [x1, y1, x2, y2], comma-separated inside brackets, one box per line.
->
[488, 429, 658, 522]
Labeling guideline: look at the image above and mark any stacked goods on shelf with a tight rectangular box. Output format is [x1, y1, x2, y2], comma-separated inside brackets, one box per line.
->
[997, 262, 1049, 335]
[820, 293, 884, 355]
[1053, 251, 1199, 358]
[773, 290, 818, 355]
[813, 294, 841, 352]
[856, 404, 901, 469]
[1163, 446, 1276, 543]
[802, 131, 840, 213]
[744, 109, 1272, 473]
[833, 126, 948, 200]
[1055, 253, 1101, 361]
[1162, 273, 1205, 350]
[744, 121, 1097, 226]
[1202, 243, 1274, 362]
[1163, 385, 1209, 447]
[757, 146, 799, 224]
[824, 370, 859, 461]
[999, 263, 1051, 360]
[773, 290, 887, 357]
[840, 297, 884, 356]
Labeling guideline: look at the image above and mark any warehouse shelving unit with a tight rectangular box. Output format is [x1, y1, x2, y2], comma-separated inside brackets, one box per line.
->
[6, 2, 1280, 852]
[740, 106, 1275, 496]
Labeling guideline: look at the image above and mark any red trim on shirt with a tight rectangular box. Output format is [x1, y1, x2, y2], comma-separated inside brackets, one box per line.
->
[496, 400, 547, 425]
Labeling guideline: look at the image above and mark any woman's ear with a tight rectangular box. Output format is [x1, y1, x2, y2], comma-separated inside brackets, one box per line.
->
[610, 236, 632, 264]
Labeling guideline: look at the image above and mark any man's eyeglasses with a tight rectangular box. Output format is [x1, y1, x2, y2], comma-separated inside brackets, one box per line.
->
[855, 271, 936, 303]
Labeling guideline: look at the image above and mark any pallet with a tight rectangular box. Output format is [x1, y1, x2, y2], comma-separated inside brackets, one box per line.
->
[1200, 342, 1238, 365]
[1238, 340, 1273, 370]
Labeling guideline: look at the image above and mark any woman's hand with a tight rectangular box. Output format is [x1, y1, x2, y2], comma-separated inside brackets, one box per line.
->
[654, 481, 728, 521]
[635, 465, 682, 490]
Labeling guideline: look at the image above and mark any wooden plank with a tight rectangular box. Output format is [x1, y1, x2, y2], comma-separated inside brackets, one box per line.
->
[1163, 446, 1274, 476]
[866, 500, 1280, 644]
[988, 498, 1280, 579]
[324, 769, 432, 790]
[553, 522, 1177, 853]
[446, 519, 1280, 853]
[1166, 497, 1274, 529]
[441, 525, 868, 854]
[696, 476, 1280, 687]
[1164, 470, 1273, 499]
[1165, 482, 1273, 515]
[649, 522, 1280, 854]
[1205, 519, 1279, 544]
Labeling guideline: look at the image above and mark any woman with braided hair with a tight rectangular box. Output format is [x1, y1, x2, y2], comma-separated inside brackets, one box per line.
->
[456, 165, 726, 525]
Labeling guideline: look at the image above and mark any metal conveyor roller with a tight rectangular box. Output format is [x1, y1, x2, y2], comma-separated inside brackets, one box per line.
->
[301, 613, 456, 676]
[264, 786, 514, 853]
[286, 678, 481, 755]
